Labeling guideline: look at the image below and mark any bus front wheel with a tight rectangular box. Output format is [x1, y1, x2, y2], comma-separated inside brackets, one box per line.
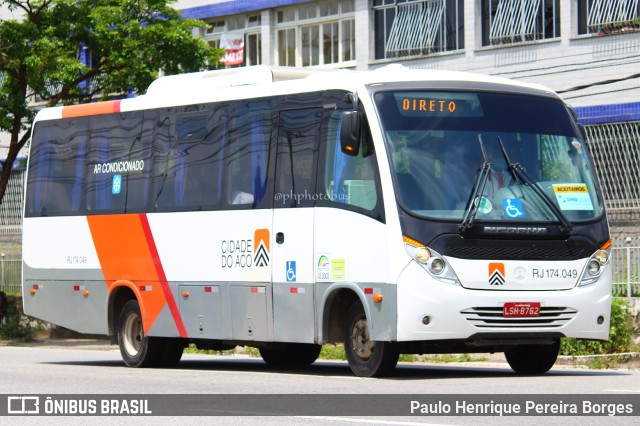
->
[344, 300, 398, 377]
[504, 339, 560, 374]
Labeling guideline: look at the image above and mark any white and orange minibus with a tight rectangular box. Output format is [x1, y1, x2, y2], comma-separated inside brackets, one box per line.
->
[23, 65, 612, 377]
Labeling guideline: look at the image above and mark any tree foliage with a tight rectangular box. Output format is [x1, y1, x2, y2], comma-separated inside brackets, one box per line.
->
[0, 0, 221, 203]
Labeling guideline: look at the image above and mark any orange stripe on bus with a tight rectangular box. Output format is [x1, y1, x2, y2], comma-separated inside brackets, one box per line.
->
[86, 214, 171, 335]
[61, 100, 121, 118]
[139, 214, 187, 338]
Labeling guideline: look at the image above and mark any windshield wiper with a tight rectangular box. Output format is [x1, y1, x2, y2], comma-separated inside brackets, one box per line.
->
[496, 136, 572, 234]
[459, 135, 491, 233]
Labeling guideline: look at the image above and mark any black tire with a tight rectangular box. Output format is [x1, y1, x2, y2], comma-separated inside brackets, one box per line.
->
[259, 343, 322, 367]
[118, 299, 163, 368]
[158, 338, 185, 368]
[344, 300, 398, 377]
[504, 339, 560, 374]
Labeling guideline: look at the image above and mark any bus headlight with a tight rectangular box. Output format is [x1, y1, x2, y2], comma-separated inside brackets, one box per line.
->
[430, 258, 445, 275]
[415, 247, 431, 264]
[403, 235, 460, 285]
[579, 241, 611, 287]
[587, 259, 600, 276]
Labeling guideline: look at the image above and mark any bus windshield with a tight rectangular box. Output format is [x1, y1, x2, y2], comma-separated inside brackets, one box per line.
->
[373, 90, 604, 223]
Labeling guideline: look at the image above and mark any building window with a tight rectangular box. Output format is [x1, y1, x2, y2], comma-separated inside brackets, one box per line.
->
[482, 0, 560, 46]
[276, 0, 355, 67]
[278, 28, 296, 67]
[578, 0, 640, 35]
[246, 33, 262, 66]
[206, 20, 226, 35]
[373, 0, 464, 60]
[204, 14, 261, 67]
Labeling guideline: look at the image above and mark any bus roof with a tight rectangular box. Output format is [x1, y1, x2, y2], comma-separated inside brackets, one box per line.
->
[33, 65, 557, 122]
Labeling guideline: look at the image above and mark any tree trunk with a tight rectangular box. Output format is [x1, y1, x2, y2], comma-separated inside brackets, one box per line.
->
[0, 130, 29, 206]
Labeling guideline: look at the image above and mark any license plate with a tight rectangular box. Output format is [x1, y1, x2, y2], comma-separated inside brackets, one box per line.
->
[503, 302, 541, 317]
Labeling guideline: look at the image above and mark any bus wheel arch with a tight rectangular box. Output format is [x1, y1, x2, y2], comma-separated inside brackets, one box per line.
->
[108, 284, 137, 339]
[321, 286, 361, 344]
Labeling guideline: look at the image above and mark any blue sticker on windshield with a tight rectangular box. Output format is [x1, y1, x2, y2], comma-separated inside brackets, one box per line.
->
[503, 198, 524, 219]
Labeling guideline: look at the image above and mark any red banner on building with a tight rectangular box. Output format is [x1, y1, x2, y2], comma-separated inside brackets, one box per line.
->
[220, 32, 245, 66]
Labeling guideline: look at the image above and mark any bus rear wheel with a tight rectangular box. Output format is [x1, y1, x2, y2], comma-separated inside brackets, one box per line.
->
[344, 300, 398, 377]
[118, 300, 163, 367]
[158, 338, 185, 368]
[259, 343, 322, 367]
[504, 339, 560, 374]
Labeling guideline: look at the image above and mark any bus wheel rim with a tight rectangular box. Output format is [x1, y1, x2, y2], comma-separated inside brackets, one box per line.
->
[351, 318, 374, 360]
[123, 313, 143, 356]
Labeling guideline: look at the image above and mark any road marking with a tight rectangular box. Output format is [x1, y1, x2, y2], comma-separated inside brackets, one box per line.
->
[296, 417, 452, 426]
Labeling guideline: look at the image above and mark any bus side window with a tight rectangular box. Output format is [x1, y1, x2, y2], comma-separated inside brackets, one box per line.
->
[85, 111, 151, 213]
[151, 113, 173, 210]
[175, 110, 224, 210]
[225, 100, 272, 208]
[26, 120, 86, 216]
[275, 108, 321, 207]
[320, 111, 383, 220]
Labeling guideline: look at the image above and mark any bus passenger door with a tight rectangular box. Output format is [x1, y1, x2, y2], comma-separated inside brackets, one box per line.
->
[271, 109, 321, 343]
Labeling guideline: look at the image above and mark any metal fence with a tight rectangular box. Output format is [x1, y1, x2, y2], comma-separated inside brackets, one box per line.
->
[611, 237, 640, 297]
[587, 0, 640, 34]
[0, 168, 25, 235]
[585, 121, 640, 212]
[0, 255, 21, 295]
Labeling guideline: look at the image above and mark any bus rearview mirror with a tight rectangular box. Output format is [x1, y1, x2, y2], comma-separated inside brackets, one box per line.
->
[340, 111, 361, 156]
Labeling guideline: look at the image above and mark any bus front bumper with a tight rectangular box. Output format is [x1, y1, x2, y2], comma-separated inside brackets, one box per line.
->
[395, 261, 612, 343]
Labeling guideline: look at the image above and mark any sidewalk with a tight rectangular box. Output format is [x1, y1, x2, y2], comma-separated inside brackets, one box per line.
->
[0, 337, 114, 351]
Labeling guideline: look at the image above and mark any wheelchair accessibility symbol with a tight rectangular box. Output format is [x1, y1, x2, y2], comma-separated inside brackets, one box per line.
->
[286, 261, 297, 282]
[502, 198, 525, 219]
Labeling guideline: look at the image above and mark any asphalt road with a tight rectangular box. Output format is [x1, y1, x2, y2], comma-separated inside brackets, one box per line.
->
[0, 342, 639, 425]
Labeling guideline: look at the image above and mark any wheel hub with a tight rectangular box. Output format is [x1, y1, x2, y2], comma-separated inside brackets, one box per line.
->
[351, 318, 374, 360]
[123, 313, 143, 356]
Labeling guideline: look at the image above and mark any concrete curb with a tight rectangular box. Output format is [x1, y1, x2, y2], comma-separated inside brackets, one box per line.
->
[556, 352, 640, 368]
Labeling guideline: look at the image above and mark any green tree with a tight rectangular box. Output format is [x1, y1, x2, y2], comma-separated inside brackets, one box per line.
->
[0, 0, 221, 204]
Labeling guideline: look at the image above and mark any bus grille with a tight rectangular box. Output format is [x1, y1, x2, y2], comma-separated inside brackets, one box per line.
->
[460, 307, 577, 329]
[447, 246, 585, 260]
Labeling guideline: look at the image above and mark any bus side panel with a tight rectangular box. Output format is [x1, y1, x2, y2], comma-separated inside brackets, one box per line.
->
[22, 267, 109, 335]
[176, 283, 225, 339]
[22, 216, 109, 334]
[148, 211, 274, 341]
[313, 207, 397, 342]
[271, 208, 316, 343]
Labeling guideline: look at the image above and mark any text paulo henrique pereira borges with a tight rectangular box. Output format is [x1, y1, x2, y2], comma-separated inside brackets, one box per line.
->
[410, 399, 634, 416]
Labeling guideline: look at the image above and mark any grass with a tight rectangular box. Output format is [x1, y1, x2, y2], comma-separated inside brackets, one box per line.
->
[183, 344, 259, 357]
[414, 353, 488, 363]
